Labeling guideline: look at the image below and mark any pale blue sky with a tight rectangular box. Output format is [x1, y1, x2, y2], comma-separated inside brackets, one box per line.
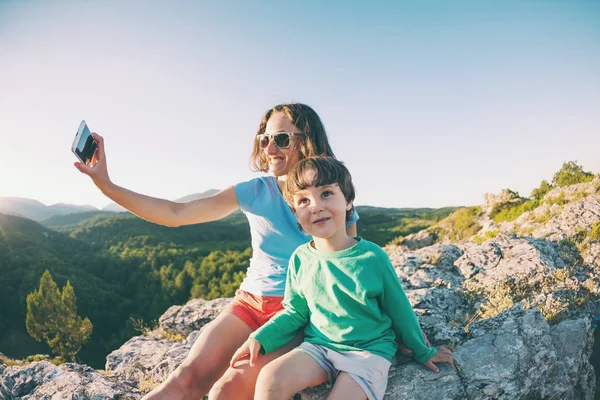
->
[1, 0, 599, 209]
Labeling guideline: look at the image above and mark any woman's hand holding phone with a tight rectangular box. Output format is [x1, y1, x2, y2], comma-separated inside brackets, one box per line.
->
[74, 133, 112, 190]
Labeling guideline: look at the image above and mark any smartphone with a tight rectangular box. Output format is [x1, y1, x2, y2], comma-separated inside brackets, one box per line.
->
[71, 120, 97, 166]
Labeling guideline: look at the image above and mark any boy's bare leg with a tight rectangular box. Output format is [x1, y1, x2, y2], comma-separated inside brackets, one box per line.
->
[254, 349, 329, 400]
[208, 333, 303, 400]
[327, 373, 367, 400]
[142, 312, 253, 400]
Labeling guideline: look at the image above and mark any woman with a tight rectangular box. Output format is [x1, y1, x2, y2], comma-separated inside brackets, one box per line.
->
[75, 103, 357, 399]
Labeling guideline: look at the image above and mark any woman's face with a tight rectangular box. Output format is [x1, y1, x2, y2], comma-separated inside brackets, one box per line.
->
[263, 112, 302, 177]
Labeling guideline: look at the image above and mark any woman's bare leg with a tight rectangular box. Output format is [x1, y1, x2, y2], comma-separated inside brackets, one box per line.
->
[208, 333, 303, 400]
[142, 312, 253, 400]
[253, 349, 329, 400]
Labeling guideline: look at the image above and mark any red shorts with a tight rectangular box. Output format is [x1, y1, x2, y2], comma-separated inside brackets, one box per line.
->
[225, 289, 284, 331]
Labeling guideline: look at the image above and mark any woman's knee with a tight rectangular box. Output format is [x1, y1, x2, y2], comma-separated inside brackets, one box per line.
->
[208, 369, 253, 400]
[167, 357, 221, 394]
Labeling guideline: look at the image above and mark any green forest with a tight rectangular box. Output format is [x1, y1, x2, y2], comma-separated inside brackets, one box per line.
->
[0, 205, 455, 367]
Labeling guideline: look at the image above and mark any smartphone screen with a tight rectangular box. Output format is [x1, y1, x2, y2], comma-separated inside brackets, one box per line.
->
[74, 122, 97, 165]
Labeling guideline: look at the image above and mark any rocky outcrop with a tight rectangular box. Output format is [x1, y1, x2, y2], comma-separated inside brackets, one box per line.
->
[104, 331, 200, 386]
[2, 182, 598, 399]
[532, 197, 600, 241]
[454, 307, 594, 400]
[403, 177, 600, 253]
[158, 298, 230, 336]
[0, 361, 140, 399]
[482, 189, 522, 214]
[2, 232, 597, 399]
[401, 230, 437, 251]
[98, 235, 597, 399]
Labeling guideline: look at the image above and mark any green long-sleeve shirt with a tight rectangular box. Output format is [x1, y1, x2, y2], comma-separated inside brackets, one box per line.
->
[251, 238, 436, 363]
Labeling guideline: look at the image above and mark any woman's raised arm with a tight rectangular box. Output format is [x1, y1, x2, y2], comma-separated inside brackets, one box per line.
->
[74, 133, 240, 227]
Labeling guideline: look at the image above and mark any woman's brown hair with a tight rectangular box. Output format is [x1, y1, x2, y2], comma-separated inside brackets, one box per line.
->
[250, 103, 336, 172]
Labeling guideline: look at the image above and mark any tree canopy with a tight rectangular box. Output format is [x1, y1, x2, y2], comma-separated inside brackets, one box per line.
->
[552, 161, 595, 188]
[26, 270, 93, 362]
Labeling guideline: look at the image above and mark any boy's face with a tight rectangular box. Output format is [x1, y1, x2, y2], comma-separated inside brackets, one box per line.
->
[292, 169, 353, 240]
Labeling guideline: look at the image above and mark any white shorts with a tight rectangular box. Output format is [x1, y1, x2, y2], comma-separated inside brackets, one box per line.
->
[295, 342, 391, 400]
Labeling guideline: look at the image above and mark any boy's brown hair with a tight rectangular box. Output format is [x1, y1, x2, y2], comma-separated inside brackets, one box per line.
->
[250, 103, 336, 172]
[284, 156, 356, 222]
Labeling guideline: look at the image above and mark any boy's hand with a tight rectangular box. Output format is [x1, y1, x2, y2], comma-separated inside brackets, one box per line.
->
[423, 347, 454, 373]
[398, 330, 430, 357]
[230, 338, 262, 368]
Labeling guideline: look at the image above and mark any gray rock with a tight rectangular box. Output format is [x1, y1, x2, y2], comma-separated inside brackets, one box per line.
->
[298, 363, 465, 400]
[299, 304, 596, 400]
[456, 234, 566, 288]
[106, 330, 201, 384]
[406, 288, 467, 318]
[391, 245, 464, 290]
[584, 241, 600, 267]
[544, 178, 600, 203]
[159, 297, 231, 336]
[298, 362, 465, 400]
[533, 198, 600, 240]
[482, 189, 522, 214]
[542, 318, 595, 399]
[383, 363, 466, 400]
[402, 230, 437, 251]
[398, 263, 463, 290]
[454, 241, 502, 279]
[0, 361, 140, 399]
[414, 244, 464, 270]
[455, 306, 556, 399]
[444, 177, 600, 244]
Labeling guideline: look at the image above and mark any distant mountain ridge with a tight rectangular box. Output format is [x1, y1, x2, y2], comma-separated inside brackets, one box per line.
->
[101, 189, 221, 214]
[102, 203, 127, 213]
[175, 190, 220, 202]
[0, 197, 97, 222]
[0, 190, 221, 222]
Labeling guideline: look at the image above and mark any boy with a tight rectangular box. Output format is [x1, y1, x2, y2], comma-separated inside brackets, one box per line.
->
[230, 157, 453, 400]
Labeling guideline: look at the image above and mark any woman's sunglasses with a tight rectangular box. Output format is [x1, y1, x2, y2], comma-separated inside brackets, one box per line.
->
[257, 132, 303, 149]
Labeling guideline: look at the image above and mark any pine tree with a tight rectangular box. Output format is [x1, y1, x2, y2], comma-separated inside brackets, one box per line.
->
[26, 270, 93, 362]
